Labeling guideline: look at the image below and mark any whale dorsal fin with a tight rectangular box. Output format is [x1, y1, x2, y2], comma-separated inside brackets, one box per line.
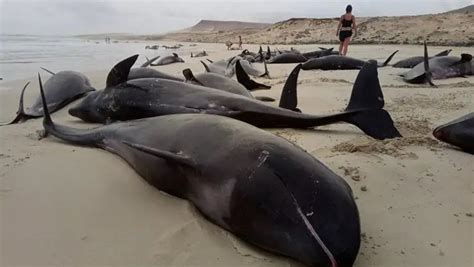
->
[106, 54, 138, 88]
[172, 53, 179, 57]
[122, 141, 196, 167]
[278, 64, 302, 112]
[182, 68, 204, 86]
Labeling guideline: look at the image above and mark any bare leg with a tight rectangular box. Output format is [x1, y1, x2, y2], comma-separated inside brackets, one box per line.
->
[338, 41, 344, 55]
[342, 37, 351, 56]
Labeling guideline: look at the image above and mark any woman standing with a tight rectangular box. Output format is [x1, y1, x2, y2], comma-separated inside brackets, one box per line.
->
[336, 5, 357, 56]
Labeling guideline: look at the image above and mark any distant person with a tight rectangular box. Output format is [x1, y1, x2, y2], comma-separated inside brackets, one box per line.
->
[238, 35, 243, 50]
[336, 4, 357, 56]
[225, 41, 233, 50]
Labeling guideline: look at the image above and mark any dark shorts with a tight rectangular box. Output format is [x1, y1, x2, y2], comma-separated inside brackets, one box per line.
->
[339, 30, 352, 42]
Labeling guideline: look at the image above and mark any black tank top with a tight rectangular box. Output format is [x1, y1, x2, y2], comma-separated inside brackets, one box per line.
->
[341, 15, 353, 27]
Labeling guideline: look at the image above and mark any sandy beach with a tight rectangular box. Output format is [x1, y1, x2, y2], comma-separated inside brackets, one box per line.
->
[1, 42, 473, 266]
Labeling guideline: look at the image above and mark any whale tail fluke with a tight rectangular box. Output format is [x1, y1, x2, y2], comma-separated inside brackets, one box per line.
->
[0, 82, 31, 126]
[343, 60, 402, 139]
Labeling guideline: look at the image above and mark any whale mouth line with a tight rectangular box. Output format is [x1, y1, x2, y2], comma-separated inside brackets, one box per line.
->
[273, 171, 338, 267]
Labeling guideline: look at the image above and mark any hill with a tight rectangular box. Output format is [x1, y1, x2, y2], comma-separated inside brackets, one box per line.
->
[77, 5, 474, 46]
[182, 20, 271, 32]
[444, 4, 474, 14]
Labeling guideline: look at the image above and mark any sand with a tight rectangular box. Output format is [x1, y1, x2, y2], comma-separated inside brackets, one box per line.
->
[1, 43, 473, 266]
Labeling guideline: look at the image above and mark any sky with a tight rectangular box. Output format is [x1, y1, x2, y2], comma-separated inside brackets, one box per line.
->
[0, 0, 472, 35]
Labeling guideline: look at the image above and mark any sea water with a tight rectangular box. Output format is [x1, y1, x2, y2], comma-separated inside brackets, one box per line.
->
[0, 34, 184, 83]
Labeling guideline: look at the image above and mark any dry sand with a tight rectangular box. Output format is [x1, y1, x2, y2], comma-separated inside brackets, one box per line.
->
[1, 43, 473, 266]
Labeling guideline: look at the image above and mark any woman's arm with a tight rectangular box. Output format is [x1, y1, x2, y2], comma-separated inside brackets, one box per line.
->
[352, 16, 357, 36]
[336, 15, 343, 36]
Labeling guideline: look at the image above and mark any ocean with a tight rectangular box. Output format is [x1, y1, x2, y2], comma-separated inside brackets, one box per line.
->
[0, 34, 182, 83]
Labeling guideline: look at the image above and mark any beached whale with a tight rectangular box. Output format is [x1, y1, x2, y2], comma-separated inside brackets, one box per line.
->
[39, 75, 361, 267]
[1, 70, 95, 126]
[69, 55, 401, 140]
[183, 61, 273, 102]
[403, 42, 472, 85]
[392, 49, 452, 68]
[150, 53, 184, 66]
[200, 59, 234, 77]
[191, 51, 208, 58]
[302, 48, 339, 59]
[433, 113, 474, 154]
[127, 55, 184, 82]
[228, 56, 270, 78]
[267, 53, 308, 64]
[201, 58, 270, 78]
[301, 51, 399, 70]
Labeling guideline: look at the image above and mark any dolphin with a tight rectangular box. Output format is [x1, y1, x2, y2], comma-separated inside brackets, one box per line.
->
[433, 113, 474, 154]
[68, 55, 401, 140]
[38, 73, 361, 267]
[1, 70, 95, 126]
[301, 51, 399, 70]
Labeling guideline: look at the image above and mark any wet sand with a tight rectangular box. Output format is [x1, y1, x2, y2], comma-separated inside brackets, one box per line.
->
[1, 43, 473, 266]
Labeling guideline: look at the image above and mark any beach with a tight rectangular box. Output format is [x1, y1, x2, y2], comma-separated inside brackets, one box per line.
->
[1, 42, 473, 266]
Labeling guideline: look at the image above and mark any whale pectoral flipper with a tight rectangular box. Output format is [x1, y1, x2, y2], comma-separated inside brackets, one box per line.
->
[40, 67, 56, 75]
[141, 55, 160, 67]
[260, 60, 270, 78]
[381, 50, 399, 67]
[423, 41, 436, 87]
[236, 60, 271, 91]
[122, 141, 196, 167]
[200, 60, 211, 72]
[254, 96, 276, 102]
